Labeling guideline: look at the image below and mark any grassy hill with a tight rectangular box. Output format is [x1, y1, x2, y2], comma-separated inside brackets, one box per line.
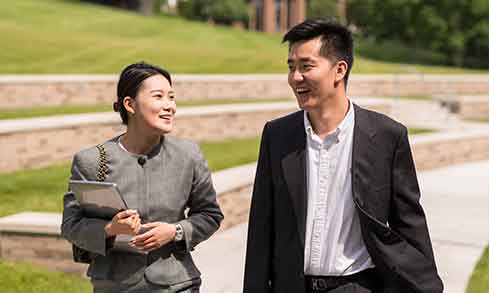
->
[0, 0, 484, 74]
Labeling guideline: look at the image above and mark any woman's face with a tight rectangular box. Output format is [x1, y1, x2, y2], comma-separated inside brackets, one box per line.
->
[127, 74, 176, 135]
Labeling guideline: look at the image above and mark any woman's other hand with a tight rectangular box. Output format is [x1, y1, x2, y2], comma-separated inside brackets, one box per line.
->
[129, 222, 176, 252]
[104, 209, 141, 237]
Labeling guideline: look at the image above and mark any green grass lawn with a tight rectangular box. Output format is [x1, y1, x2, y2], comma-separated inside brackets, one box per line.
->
[408, 128, 434, 135]
[0, 0, 483, 74]
[0, 260, 90, 293]
[466, 246, 489, 293]
[0, 98, 292, 120]
[0, 136, 261, 217]
[377, 95, 434, 101]
[465, 118, 489, 123]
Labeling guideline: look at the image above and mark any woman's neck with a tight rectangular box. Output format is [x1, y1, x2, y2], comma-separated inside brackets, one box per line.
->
[121, 126, 161, 155]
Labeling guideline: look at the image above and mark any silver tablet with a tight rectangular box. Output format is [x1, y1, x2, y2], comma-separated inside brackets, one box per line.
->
[69, 180, 128, 219]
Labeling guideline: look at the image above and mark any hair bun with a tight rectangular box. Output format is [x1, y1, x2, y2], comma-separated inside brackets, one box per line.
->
[113, 102, 119, 112]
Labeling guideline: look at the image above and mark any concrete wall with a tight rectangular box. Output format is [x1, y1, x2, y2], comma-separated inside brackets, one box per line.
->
[1, 74, 489, 109]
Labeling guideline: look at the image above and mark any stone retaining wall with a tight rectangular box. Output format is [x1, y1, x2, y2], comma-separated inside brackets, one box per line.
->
[0, 101, 390, 172]
[435, 95, 489, 121]
[2, 128, 489, 276]
[1, 74, 489, 109]
[0, 184, 252, 277]
[0, 108, 292, 172]
[0, 232, 86, 275]
[412, 130, 489, 170]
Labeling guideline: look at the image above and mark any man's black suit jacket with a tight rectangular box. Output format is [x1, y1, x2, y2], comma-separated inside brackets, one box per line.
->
[243, 104, 443, 293]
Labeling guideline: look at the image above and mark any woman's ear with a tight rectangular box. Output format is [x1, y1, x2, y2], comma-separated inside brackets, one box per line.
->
[123, 96, 136, 115]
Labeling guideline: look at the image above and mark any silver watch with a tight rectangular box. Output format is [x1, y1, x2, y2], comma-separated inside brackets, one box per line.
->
[174, 223, 184, 242]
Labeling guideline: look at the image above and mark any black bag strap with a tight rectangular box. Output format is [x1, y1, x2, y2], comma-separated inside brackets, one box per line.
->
[96, 144, 108, 182]
[72, 143, 109, 264]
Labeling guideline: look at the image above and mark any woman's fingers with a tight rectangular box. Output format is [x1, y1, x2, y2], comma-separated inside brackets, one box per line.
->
[142, 222, 159, 229]
[130, 230, 153, 245]
[116, 209, 138, 219]
[130, 217, 141, 234]
[142, 240, 159, 251]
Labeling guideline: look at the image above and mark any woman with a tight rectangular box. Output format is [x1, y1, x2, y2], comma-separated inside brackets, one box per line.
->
[61, 62, 223, 292]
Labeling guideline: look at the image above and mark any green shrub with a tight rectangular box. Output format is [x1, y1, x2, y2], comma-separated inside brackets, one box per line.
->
[208, 0, 248, 25]
[177, 0, 248, 25]
[307, 0, 338, 21]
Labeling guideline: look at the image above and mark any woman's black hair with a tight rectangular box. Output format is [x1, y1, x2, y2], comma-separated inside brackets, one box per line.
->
[114, 61, 172, 125]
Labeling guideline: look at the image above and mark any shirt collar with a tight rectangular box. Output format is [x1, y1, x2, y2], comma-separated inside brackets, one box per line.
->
[303, 99, 355, 142]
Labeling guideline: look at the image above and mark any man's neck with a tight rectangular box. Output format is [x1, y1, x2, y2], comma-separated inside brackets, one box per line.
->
[307, 95, 349, 140]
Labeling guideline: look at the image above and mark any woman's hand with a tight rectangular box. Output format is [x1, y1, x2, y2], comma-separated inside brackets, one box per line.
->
[129, 222, 176, 252]
[104, 209, 141, 237]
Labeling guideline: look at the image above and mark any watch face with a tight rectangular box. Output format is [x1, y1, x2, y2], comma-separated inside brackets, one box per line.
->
[175, 224, 184, 241]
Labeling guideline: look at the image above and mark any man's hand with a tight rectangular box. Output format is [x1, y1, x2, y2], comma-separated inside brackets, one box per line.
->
[104, 209, 141, 237]
[129, 222, 177, 252]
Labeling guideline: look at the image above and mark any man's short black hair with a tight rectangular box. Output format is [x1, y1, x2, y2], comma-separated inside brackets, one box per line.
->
[283, 19, 354, 87]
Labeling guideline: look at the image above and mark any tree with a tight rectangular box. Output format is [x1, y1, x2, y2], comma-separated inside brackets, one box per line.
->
[347, 0, 489, 68]
[307, 0, 338, 22]
[178, 0, 248, 26]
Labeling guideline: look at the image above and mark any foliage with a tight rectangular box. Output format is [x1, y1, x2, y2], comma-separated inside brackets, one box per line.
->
[347, 0, 489, 69]
[207, 0, 248, 25]
[307, 0, 338, 21]
[178, 0, 248, 25]
[177, 0, 211, 21]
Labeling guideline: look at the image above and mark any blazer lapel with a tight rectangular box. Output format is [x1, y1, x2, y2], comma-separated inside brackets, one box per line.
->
[351, 104, 377, 208]
[281, 111, 308, 249]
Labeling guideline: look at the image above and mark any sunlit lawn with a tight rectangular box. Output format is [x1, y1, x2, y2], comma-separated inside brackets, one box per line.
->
[466, 246, 489, 293]
[408, 128, 434, 135]
[0, 260, 91, 293]
[0, 0, 482, 74]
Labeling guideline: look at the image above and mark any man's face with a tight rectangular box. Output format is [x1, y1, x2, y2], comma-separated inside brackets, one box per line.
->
[287, 37, 342, 112]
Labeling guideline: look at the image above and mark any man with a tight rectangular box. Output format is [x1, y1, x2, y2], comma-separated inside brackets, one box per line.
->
[243, 19, 443, 293]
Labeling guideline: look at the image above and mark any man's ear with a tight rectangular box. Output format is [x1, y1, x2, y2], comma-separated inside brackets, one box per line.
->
[334, 60, 348, 83]
[123, 96, 136, 115]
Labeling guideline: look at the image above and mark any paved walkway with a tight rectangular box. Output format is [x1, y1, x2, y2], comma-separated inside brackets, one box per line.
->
[192, 160, 489, 293]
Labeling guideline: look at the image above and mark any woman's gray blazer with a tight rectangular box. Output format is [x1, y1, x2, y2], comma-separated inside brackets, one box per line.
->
[61, 135, 223, 289]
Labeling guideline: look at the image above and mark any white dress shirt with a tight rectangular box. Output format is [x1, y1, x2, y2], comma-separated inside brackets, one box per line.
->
[303, 100, 374, 276]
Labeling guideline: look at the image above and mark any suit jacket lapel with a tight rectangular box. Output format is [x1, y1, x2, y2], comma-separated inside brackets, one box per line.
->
[351, 104, 377, 208]
[281, 111, 308, 249]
